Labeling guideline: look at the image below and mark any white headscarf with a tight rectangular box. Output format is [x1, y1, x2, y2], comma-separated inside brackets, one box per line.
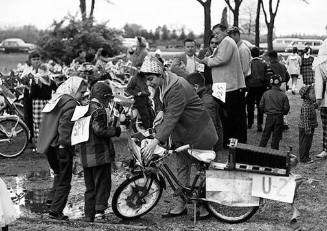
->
[313, 38, 327, 69]
[42, 76, 85, 112]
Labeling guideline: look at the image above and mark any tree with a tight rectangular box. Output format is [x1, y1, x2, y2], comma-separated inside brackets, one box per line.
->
[261, 0, 281, 51]
[187, 31, 195, 40]
[161, 25, 170, 40]
[220, 7, 229, 28]
[79, 0, 113, 22]
[240, 1, 256, 35]
[123, 23, 143, 37]
[170, 29, 178, 40]
[178, 28, 187, 41]
[195, 0, 212, 47]
[255, 0, 262, 46]
[154, 26, 161, 40]
[38, 16, 123, 64]
[224, 0, 243, 26]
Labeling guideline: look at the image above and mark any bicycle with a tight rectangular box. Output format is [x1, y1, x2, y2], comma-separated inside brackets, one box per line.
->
[112, 131, 259, 224]
[0, 85, 30, 158]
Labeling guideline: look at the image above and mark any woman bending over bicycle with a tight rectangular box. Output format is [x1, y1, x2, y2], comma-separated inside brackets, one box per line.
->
[139, 55, 218, 219]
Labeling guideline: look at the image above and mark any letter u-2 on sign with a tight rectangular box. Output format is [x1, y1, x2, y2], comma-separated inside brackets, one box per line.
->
[251, 174, 296, 203]
[206, 170, 297, 205]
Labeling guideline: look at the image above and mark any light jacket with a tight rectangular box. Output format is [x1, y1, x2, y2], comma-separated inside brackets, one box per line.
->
[207, 36, 245, 92]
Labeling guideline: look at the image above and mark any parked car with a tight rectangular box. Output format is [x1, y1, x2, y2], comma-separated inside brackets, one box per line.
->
[260, 38, 300, 53]
[285, 39, 323, 54]
[0, 38, 36, 53]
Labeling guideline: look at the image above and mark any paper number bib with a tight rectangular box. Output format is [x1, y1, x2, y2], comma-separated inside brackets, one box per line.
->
[71, 116, 91, 145]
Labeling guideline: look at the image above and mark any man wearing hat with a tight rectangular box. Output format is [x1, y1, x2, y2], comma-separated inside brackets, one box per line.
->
[140, 55, 218, 218]
[259, 74, 290, 149]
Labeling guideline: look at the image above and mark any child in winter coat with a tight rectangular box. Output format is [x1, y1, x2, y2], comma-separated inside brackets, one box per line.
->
[259, 74, 290, 149]
[75, 82, 121, 222]
[298, 85, 318, 163]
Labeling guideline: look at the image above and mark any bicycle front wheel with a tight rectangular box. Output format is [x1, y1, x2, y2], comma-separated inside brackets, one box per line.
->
[0, 118, 29, 158]
[112, 174, 163, 219]
[206, 201, 259, 224]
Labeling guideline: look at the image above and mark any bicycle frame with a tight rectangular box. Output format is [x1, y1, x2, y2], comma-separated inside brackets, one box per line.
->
[129, 138, 207, 203]
[0, 115, 30, 141]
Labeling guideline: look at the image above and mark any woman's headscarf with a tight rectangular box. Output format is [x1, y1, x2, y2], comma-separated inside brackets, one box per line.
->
[51, 76, 84, 102]
[42, 76, 85, 112]
[313, 39, 327, 69]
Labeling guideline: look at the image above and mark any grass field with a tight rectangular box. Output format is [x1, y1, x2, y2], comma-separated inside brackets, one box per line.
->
[0, 53, 28, 73]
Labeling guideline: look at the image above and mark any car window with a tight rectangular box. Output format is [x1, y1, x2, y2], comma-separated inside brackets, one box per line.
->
[314, 42, 322, 46]
[4, 41, 19, 47]
[275, 40, 282, 44]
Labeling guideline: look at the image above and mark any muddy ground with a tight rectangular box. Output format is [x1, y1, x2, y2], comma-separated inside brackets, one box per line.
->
[0, 92, 326, 231]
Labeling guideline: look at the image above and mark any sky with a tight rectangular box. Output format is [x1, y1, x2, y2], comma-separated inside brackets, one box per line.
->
[0, 0, 326, 36]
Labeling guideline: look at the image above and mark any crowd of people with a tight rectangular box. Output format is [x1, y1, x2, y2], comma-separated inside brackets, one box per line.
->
[1, 23, 327, 228]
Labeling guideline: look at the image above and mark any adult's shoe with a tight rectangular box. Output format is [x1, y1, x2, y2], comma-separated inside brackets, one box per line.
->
[94, 212, 105, 221]
[162, 208, 187, 218]
[316, 151, 327, 158]
[49, 211, 69, 220]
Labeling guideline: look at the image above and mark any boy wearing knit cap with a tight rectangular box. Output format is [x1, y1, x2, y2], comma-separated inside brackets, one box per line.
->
[298, 85, 317, 163]
[75, 81, 121, 222]
[259, 74, 290, 149]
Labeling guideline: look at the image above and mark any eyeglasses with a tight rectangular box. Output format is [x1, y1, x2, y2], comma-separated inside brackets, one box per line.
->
[210, 42, 219, 45]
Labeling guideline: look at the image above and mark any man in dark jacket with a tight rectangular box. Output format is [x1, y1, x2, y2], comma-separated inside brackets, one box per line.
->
[185, 72, 223, 152]
[246, 46, 270, 132]
[140, 55, 218, 218]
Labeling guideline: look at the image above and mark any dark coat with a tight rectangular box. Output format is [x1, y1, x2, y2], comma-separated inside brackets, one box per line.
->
[269, 60, 290, 83]
[75, 101, 121, 168]
[37, 95, 78, 154]
[198, 87, 223, 151]
[198, 48, 214, 86]
[247, 57, 270, 88]
[155, 72, 218, 150]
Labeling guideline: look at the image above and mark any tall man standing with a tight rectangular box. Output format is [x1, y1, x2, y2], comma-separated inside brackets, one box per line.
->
[201, 24, 247, 145]
[227, 26, 251, 81]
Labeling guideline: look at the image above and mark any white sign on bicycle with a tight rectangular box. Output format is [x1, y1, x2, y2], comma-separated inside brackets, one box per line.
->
[71, 116, 91, 145]
[251, 174, 296, 203]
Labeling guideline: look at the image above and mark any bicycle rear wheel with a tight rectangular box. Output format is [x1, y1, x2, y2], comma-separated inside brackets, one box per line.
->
[206, 201, 259, 224]
[0, 118, 29, 158]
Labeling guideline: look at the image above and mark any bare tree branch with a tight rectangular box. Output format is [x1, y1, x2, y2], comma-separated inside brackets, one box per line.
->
[89, 0, 95, 19]
[224, 0, 235, 13]
[261, 0, 269, 25]
[103, 0, 115, 4]
[196, 0, 205, 6]
[273, 0, 281, 16]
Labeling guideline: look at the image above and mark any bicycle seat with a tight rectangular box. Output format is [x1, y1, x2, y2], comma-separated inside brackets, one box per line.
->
[188, 149, 216, 163]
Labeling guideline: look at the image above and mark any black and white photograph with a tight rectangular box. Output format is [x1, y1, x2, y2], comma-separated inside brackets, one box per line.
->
[0, 0, 326, 230]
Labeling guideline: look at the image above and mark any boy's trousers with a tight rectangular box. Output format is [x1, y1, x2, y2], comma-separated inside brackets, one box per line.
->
[298, 127, 315, 162]
[259, 114, 284, 150]
[84, 164, 111, 218]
